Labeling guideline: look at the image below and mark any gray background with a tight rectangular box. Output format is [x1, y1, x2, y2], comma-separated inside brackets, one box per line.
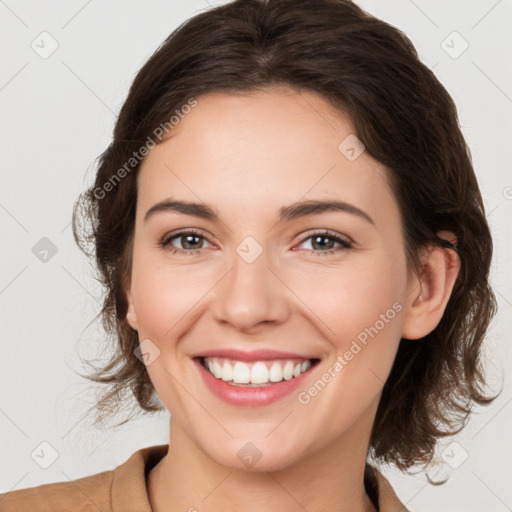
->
[1, 0, 511, 510]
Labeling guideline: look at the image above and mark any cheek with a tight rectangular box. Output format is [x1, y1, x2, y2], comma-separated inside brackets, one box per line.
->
[292, 256, 406, 427]
[130, 244, 218, 339]
[331, 252, 407, 385]
[290, 250, 406, 347]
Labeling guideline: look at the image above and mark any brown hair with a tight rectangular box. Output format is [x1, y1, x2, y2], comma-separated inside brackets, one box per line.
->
[73, 0, 497, 471]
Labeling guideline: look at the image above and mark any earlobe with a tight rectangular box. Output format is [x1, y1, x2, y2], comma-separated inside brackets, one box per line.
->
[126, 300, 138, 331]
[401, 231, 460, 340]
[124, 277, 138, 331]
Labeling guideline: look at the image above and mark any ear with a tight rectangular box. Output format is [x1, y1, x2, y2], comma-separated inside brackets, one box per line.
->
[401, 231, 461, 340]
[124, 275, 139, 331]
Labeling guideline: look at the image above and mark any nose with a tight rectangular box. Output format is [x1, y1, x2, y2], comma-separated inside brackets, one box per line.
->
[211, 244, 290, 333]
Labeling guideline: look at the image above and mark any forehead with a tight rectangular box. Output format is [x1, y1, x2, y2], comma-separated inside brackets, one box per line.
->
[136, 88, 398, 229]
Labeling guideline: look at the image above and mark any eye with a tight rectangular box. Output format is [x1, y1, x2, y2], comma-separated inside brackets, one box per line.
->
[295, 230, 353, 256]
[160, 229, 213, 255]
[159, 228, 353, 257]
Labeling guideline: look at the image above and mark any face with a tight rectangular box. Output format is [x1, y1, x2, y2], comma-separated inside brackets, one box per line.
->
[125, 87, 414, 472]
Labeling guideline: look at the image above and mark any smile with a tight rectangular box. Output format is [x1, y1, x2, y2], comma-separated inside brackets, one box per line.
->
[193, 353, 321, 407]
[200, 357, 316, 386]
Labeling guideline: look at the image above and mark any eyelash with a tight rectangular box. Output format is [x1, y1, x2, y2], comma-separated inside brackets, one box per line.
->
[159, 229, 353, 257]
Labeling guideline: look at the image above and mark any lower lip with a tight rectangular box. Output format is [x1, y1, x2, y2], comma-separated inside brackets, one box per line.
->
[194, 358, 318, 407]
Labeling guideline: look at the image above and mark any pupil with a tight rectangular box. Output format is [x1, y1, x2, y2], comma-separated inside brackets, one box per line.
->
[313, 235, 333, 250]
[184, 235, 200, 250]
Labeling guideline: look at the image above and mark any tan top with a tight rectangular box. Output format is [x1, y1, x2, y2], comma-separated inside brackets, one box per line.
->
[0, 444, 409, 511]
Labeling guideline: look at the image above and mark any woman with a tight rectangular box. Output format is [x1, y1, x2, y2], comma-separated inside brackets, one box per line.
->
[0, 0, 497, 510]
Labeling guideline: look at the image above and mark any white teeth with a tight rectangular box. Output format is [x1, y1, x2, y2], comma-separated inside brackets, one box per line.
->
[202, 357, 315, 385]
[251, 362, 269, 384]
[212, 360, 222, 379]
[301, 360, 311, 372]
[282, 361, 294, 380]
[221, 362, 233, 381]
[233, 361, 250, 383]
[269, 362, 283, 382]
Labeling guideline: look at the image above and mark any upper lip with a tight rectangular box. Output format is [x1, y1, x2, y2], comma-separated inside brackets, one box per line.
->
[192, 348, 319, 362]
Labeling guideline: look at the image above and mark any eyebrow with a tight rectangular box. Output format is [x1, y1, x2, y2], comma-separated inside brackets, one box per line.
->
[144, 198, 375, 226]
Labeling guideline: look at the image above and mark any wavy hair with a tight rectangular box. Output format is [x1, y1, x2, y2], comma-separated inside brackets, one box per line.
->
[72, 0, 497, 471]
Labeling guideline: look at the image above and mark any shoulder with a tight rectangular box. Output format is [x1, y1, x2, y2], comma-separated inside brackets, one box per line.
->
[0, 444, 168, 512]
[0, 469, 114, 512]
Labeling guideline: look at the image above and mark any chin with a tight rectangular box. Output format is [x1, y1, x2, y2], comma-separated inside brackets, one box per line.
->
[202, 436, 307, 473]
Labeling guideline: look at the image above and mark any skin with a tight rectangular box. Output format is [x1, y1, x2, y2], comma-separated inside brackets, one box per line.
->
[124, 86, 460, 512]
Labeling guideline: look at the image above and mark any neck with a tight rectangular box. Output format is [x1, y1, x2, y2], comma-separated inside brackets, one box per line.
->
[148, 413, 378, 512]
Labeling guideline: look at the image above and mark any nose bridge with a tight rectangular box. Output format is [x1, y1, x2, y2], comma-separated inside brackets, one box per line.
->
[212, 235, 289, 330]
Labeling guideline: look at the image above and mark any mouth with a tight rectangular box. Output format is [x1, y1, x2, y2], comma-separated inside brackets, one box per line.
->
[192, 352, 321, 407]
[196, 356, 320, 387]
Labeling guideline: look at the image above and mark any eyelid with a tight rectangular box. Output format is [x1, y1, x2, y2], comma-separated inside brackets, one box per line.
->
[160, 228, 352, 244]
[294, 228, 353, 246]
[160, 227, 354, 255]
[160, 227, 214, 247]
